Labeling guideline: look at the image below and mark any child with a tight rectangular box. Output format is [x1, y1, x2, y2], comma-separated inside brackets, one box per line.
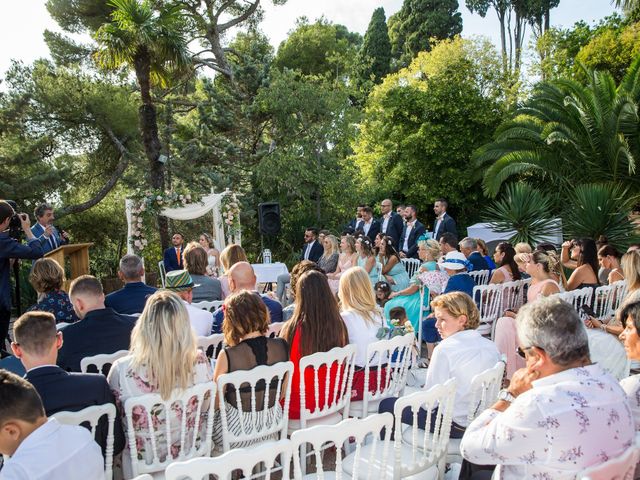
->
[0, 369, 104, 479]
[388, 306, 408, 326]
[374, 281, 391, 307]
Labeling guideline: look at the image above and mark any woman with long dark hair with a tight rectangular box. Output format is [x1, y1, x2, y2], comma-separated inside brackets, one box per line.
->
[280, 270, 348, 420]
[377, 235, 410, 292]
[561, 237, 599, 291]
[355, 235, 379, 287]
[489, 242, 521, 284]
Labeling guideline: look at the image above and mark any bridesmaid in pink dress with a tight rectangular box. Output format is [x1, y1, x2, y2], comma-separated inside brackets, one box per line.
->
[494, 250, 561, 380]
[327, 235, 358, 294]
[489, 242, 521, 285]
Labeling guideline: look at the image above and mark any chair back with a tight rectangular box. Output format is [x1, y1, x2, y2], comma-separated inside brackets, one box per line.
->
[500, 280, 526, 311]
[53, 403, 116, 480]
[469, 269, 490, 286]
[610, 280, 629, 316]
[466, 361, 505, 424]
[191, 300, 223, 312]
[196, 333, 225, 360]
[472, 284, 503, 337]
[216, 361, 294, 452]
[123, 382, 215, 477]
[593, 284, 615, 320]
[401, 258, 421, 278]
[165, 439, 292, 480]
[360, 333, 415, 415]
[80, 350, 129, 375]
[158, 260, 166, 288]
[557, 286, 594, 313]
[291, 413, 394, 480]
[299, 344, 357, 427]
[578, 442, 640, 479]
[267, 322, 285, 338]
[395, 379, 457, 480]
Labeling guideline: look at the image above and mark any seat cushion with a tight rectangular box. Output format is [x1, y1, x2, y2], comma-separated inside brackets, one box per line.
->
[287, 412, 344, 434]
[348, 399, 382, 418]
[342, 442, 440, 480]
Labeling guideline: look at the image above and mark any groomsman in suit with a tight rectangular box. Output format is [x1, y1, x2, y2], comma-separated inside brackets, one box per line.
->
[163, 232, 185, 272]
[432, 198, 457, 241]
[379, 199, 404, 247]
[355, 206, 381, 241]
[399, 205, 426, 259]
[346, 204, 366, 233]
[277, 227, 324, 303]
[31, 203, 69, 255]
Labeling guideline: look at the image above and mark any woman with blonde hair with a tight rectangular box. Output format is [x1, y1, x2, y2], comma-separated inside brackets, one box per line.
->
[339, 267, 385, 400]
[183, 242, 222, 302]
[318, 234, 339, 274]
[379, 292, 500, 439]
[327, 234, 358, 293]
[28, 258, 77, 323]
[198, 232, 220, 277]
[219, 244, 249, 298]
[107, 290, 212, 461]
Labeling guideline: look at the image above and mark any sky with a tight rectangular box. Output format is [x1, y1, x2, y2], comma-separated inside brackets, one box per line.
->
[0, 0, 619, 78]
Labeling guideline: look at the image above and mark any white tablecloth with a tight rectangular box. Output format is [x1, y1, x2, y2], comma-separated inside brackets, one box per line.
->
[252, 262, 289, 284]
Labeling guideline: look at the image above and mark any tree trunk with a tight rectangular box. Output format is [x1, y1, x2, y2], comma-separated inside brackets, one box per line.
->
[497, 11, 508, 76]
[134, 49, 170, 250]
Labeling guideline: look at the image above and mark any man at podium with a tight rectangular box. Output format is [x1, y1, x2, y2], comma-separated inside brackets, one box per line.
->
[31, 203, 69, 255]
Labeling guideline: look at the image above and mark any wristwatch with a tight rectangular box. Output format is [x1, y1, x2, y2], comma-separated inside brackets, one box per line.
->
[498, 389, 516, 403]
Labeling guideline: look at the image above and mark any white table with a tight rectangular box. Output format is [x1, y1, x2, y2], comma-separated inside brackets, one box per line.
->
[251, 262, 289, 284]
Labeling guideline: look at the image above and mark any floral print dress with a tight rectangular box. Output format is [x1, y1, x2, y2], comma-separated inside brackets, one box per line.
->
[28, 289, 78, 323]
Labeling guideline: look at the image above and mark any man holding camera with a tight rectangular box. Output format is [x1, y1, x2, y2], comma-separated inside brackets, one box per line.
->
[0, 201, 44, 348]
[31, 203, 69, 255]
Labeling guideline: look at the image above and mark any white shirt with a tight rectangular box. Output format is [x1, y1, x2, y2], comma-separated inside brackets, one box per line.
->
[425, 329, 501, 426]
[184, 301, 214, 336]
[620, 374, 640, 431]
[381, 213, 391, 233]
[341, 309, 384, 367]
[1, 418, 103, 480]
[433, 214, 444, 238]
[402, 221, 414, 252]
[362, 219, 372, 236]
[460, 364, 635, 479]
[303, 241, 314, 261]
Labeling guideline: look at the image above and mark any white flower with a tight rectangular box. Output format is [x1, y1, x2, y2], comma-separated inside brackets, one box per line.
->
[156, 195, 162, 201]
[225, 219, 232, 225]
[142, 239, 148, 245]
[186, 194, 191, 200]
[179, 195, 184, 200]
[228, 214, 234, 220]
[134, 240, 142, 248]
[140, 204, 146, 211]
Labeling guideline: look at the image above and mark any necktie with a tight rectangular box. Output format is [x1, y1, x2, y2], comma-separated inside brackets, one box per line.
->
[176, 247, 181, 266]
[49, 230, 57, 250]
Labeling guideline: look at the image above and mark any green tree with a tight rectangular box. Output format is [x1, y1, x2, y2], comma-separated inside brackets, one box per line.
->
[356, 8, 392, 87]
[389, 0, 462, 67]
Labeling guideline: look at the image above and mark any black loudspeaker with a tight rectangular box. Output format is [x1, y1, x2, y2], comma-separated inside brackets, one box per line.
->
[258, 202, 281, 235]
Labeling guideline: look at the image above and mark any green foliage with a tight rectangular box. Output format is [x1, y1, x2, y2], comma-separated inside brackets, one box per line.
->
[562, 183, 639, 251]
[46, 0, 114, 33]
[388, 0, 462, 67]
[357, 8, 392, 86]
[482, 183, 556, 245]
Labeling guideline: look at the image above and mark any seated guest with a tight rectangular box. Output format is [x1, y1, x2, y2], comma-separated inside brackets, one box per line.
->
[619, 295, 640, 429]
[514, 253, 530, 280]
[327, 234, 358, 293]
[163, 232, 185, 272]
[183, 242, 222, 302]
[104, 254, 156, 315]
[108, 291, 212, 463]
[317, 234, 339, 274]
[0, 370, 104, 480]
[199, 232, 220, 277]
[514, 242, 532, 255]
[489, 242, 521, 284]
[598, 244, 624, 285]
[355, 236, 379, 287]
[476, 239, 496, 270]
[380, 292, 500, 439]
[212, 290, 289, 446]
[219, 243, 249, 298]
[212, 262, 282, 334]
[339, 267, 385, 401]
[11, 311, 124, 455]
[460, 296, 634, 480]
[280, 271, 348, 420]
[561, 237, 599, 291]
[459, 237, 489, 272]
[165, 270, 214, 337]
[377, 235, 410, 292]
[438, 232, 458, 256]
[57, 275, 137, 372]
[374, 281, 391, 307]
[27, 258, 78, 323]
[282, 261, 324, 322]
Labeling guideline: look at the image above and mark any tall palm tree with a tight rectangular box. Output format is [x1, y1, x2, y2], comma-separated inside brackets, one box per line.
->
[475, 57, 640, 198]
[95, 0, 190, 247]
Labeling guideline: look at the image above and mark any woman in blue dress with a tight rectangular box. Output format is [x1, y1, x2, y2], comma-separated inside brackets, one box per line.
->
[377, 235, 410, 292]
[384, 239, 442, 332]
[355, 235, 379, 287]
[28, 258, 78, 324]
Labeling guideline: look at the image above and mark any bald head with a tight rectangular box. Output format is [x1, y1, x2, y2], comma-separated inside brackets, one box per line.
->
[228, 261, 257, 292]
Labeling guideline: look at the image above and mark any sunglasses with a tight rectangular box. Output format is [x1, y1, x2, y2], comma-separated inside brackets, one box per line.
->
[517, 346, 531, 358]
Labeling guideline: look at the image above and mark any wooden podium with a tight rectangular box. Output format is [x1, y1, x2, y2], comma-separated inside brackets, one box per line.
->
[45, 243, 94, 290]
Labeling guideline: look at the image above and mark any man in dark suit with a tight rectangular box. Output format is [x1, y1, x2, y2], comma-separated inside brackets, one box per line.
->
[399, 205, 426, 259]
[212, 262, 283, 333]
[379, 199, 404, 247]
[162, 232, 185, 272]
[30, 203, 69, 255]
[58, 275, 136, 372]
[459, 237, 489, 271]
[355, 206, 381, 241]
[277, 227, 324, 303]
[12, 311, 124, 455]
[432, 198, 457, 241]
[105, 254, 156, 314]
[346, 205, 366, 233]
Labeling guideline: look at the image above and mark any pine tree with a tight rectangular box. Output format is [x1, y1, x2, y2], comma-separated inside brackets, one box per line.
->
[360, 8, 392, 83]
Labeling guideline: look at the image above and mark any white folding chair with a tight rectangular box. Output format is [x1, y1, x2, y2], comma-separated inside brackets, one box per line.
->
[165, 439, 292, 480]
[131, 475, 154, 480]
[266, 322, 285, 338]
[349, 333, 415, 419]
[216, 361, 294, 452]
[593, 284, 615, 320]
[578, 441, 640, 479]
[556, 286, 594, 313]
[288, 344, 357, 433]
[500, 280, 526, 312]
[196, 333, 224, 361]
[469, 269, 490, 286]
[158, 261, 166, 288]
[80, 350, 129, 375]
[292, 413, 394, 480]
[610, 280, 629, 317]
[122, 382, 215, 478]
[52, 403, 116, 480]
[472, 284, 502, 338]
[401, 258, 421, 278]
[191, 300, 223, 312]
[447, 361, 505, 464]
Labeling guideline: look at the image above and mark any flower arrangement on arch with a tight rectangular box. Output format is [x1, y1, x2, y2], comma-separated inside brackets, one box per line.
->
[221, 192, 241, 240]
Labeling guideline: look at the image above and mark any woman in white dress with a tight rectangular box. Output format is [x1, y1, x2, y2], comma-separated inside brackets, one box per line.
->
[199, 233, 220, 277]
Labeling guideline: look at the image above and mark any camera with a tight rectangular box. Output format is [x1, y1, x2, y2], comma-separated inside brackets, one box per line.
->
[6, 200, 23, 240]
